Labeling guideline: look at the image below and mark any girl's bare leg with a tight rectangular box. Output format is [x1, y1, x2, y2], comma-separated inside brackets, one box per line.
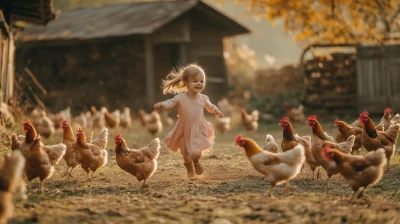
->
[180, 138, 195, 179]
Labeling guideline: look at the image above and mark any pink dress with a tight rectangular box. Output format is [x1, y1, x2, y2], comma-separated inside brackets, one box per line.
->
[160, 93, 218, 155]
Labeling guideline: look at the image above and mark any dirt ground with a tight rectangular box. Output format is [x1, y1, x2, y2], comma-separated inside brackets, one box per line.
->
[7, 119, 400, 224]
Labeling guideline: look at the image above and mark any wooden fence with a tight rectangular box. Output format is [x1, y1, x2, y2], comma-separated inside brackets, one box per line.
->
[356, 45, 400, 113]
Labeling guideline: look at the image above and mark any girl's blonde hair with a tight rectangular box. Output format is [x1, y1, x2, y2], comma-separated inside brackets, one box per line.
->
[162, 63, 206, 94]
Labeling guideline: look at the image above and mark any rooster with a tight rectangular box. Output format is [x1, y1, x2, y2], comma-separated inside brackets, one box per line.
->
[241, 108, 259, 132]
[322, 145, 386, 202]
[359, 111, 400, 172]
[282, 101, 305, 124]
[0, 150, 26, 224]
[75, 128, 108, 180]
[263, 134, 280, 153]
[334, 119, 363, 154]
[114, 134, 160, 188]
[119, 107, 132, 128]
[23, 122, 66, 192]
[280, 117, 319, 179]
[307, 115, 355, 180]
[236, 135, 305, 198]
[215, 116, 231, 134]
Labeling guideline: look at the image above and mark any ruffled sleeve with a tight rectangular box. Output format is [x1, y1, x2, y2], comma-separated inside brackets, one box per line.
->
[203, 95, 219, 113]
[160, 94, 181, 110]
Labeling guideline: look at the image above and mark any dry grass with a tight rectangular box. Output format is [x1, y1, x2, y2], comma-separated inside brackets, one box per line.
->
[6, 118, 400, 224]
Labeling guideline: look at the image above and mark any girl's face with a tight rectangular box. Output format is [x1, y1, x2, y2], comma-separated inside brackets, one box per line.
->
[187, 73, 205, 94]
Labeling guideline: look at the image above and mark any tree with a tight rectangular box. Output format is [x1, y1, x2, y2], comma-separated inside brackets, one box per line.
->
[233, 0, 400, 44]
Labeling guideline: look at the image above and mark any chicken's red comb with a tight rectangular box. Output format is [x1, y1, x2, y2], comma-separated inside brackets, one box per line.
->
[280, 117, 289, 123]
[359, 111, 369, 118]
[235, 135, 242, 144]
[77, 127, 83, 132]
[384, 108, 392, 113]
[307, 115, 317, 121]
[23, 121, 30, 125]
[334, 119, 339, 124]
[114, 134, 121, 140]
[62, 120, 68, 125]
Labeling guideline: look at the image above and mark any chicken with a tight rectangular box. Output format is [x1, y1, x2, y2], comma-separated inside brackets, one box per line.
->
[119, 107, 132, 128]
[263, 134, 280, 153]
[34, 111, 55, 138]
[282, 101, 305, 124]
[159, 111, 175, 127]
[359, 111, 400, 172]
[139, 110, 163, 136]
[0, 102, 15, 129]
[73, 112, 88, 129]
[241, 108, 259, 132]
[75, 128, 108, 180]
[322, 145, 386, 202]
[48, 107, 71, 129]
[217, 97, 234, 117]
[334, 119, 363, 154]
[236, 135, 305, 198]
[279, 117, 319, 179]
[89, 106, 106, 129]
[0, 150, 26, 224]
[114, 134, 160, 188]
[61, 120, 80, 178]
[23, 122, 66, 192]
[138, 109, 149, 127]
[11, 134, 25, 151]
[391, 113, 400, 125]
[380, 108, 392, 131]
[307, 115, 355, 180]
[215, 116, 231, 134]
[103, 107, 120, 129]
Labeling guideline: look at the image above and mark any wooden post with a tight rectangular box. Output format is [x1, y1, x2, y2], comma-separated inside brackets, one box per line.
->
[144, 38, 155, 107]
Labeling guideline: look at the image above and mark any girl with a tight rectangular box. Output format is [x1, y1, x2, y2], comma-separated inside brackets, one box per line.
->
[154, 64, 223, 179]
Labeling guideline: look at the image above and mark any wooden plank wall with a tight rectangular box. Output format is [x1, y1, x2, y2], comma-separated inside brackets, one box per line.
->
[356, 45, 400, 113]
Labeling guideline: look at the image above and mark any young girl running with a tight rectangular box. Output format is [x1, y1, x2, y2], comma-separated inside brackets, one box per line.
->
[154, 64, 223, 179]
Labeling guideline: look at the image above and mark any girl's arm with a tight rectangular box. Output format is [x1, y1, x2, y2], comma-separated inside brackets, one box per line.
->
[204, 96, 224, 118]
[154, 95, 180, 111]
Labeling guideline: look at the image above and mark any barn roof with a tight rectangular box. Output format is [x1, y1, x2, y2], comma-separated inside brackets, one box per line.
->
[4, 0, 56, 25]
[18, 0, 249, 44]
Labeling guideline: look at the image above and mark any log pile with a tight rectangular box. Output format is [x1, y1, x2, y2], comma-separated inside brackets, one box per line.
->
[254, 64, 302, 95]
[301, 53, 357, 114]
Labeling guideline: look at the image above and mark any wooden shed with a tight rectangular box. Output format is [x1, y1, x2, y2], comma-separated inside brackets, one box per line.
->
[356, 44, 400, 113]
[16, 0, 249, 112]
[0, 0, 54, 102]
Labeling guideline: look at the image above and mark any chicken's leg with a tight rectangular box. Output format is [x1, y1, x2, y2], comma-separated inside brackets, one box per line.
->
[40, 181, 44, 193]
[68, 167, 76, 177]
[141, 179, 148, 188]
[267, 185, 275, 198]
[62, 167, 71, 178]
[316, 168, 321, 180]
[385, 158, 391, 173]
[282, 182, 294, 194]
[349, 188, 361, 203]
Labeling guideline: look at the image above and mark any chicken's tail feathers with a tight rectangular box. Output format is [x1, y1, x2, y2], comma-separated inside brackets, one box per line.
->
[146, 138, 161, 160]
